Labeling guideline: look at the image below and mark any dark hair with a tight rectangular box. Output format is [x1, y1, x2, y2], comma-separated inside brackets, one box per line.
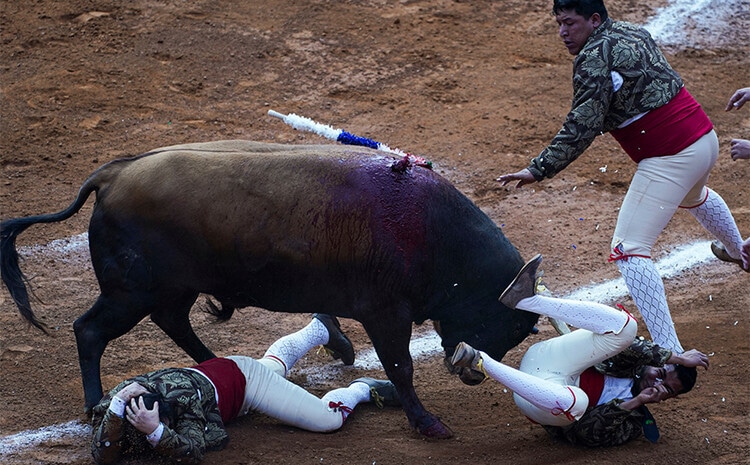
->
[139, 392, 175, 424]
[552, 0, 609, 21]
[117, 392, 177, 459]
[674, 364, 698, 394]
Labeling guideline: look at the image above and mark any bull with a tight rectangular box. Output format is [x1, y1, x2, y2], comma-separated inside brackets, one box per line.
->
[1, 140, 538, 438]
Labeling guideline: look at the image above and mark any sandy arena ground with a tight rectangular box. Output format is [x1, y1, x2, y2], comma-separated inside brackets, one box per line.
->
[1, 1, 748, 464]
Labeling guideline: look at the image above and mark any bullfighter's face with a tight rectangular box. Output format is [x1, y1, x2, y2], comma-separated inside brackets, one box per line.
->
[555, 9, 601, 55]
[637, 365, 683, 401]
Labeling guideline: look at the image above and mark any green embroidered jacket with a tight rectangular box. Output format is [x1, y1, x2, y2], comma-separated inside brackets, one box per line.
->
[528, 18, 683, 180]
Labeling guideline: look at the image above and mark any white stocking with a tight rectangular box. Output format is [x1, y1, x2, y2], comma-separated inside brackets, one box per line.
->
[688, 187, 744, 259]
[515, 294, 630, 334]
[617, 256, 684, 353]
[479, 351, 576, 417]
[261, 318, 329, 376]
[320, 382, 372, 422]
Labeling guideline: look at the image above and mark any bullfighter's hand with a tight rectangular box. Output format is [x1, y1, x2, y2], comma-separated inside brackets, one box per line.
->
[672, 349, 709, 370]
[726, 87, 750, 111]
[115, 382, 149, 403]
[125, 396, 161, 435]
[637, 385, 670, 405]
[115, 382, 148, 403]
[497, 168, 537, 188]
[729, 139, 750, 161]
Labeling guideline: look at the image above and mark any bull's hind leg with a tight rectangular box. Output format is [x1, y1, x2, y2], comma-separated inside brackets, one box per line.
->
[74, 293, 152, 412]
[149, 291, 217, 365]
[74, 289, 206, 412]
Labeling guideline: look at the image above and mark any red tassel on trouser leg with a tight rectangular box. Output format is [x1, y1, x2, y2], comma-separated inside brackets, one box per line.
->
[321, 382, 371, 422]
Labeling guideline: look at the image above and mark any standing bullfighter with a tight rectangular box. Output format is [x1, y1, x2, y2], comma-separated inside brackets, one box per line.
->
[498, 0, 746, 354]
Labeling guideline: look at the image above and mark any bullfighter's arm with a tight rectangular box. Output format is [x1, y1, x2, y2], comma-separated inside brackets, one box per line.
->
[150, 401, 209, 463]
[595, 337, 672, 378]
[526, 46, 613, 180]
[90, 396, 127, 464]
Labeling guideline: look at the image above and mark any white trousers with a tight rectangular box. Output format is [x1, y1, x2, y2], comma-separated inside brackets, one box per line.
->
[513, 317, 637, 426]
[227, 355, 345, 432]
[612, 130, 718, 256]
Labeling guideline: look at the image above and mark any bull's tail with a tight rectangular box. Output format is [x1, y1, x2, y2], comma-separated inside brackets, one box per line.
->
[1, 179, 99, 333]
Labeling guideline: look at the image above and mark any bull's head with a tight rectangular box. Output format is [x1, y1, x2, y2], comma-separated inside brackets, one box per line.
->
[438, 329, 488, 385]
[433, 300, 538, 385]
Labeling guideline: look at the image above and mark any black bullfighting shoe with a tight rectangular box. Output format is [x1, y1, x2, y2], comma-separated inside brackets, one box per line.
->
[351, 377, 401, 408]
[710, 240, 749, 272]
[450, 342, 489, 383]
[313, 313, 355, 365]
[451, 342, 479, 370]
[499, 253, 543, 309]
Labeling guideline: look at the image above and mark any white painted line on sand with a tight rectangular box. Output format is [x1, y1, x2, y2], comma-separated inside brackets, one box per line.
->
[565, 240, 714, 303]
[0, 420, 90, 456]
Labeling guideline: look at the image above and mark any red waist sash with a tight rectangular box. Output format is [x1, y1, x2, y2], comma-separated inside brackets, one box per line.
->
[579, 367, 605, 407]
[610, 87, 713, 163]
[192, 358, 247, 424]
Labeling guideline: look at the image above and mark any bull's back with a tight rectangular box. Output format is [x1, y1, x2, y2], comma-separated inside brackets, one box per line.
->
[87, 139, 515, 323]
[91, 141, 457, 281]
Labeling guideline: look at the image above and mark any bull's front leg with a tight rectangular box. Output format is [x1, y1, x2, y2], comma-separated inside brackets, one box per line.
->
[362, 316, 454, 439]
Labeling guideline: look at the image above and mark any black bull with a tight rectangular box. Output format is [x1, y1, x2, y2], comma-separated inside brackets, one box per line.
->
[1, 140, 538, 438]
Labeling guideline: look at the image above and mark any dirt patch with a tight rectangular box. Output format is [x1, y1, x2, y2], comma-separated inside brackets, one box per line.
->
[1, 1, 748, 464]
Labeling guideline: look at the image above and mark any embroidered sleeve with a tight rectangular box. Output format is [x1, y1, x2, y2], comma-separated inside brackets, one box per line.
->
[528, 40, 614, 180]
[152, 412, 208, 464]
[91, 396, 126, 464]
[596, 337, 672, 377]
[543, 400, 644, 447]
[149, 395, 229, 461]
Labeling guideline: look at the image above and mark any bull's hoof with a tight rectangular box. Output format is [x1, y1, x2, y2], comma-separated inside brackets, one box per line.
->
[418, 418, 454, 439]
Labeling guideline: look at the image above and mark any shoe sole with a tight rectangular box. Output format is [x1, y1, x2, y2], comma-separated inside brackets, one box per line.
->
[711, 241, 749, 273]
[498, 253, 542, 305]
[450, 342, 474, 368]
